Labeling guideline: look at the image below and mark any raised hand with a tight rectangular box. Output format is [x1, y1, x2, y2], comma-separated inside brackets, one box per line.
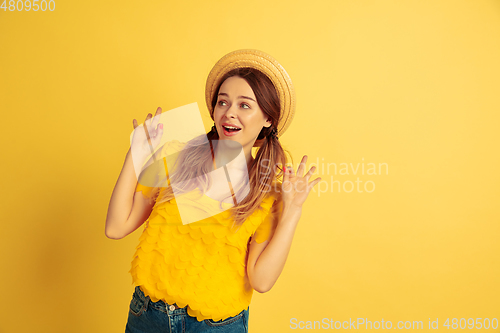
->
[131, 107, 164, 161]
[281, 155, 322, 209]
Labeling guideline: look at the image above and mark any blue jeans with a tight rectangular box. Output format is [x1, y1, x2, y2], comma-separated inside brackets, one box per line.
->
[125, 286, 249, 333]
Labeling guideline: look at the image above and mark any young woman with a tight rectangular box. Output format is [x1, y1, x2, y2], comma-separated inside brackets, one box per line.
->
[106, 49, 321, 333]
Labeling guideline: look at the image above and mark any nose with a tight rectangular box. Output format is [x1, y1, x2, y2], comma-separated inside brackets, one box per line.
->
[224, 103, 238, 119]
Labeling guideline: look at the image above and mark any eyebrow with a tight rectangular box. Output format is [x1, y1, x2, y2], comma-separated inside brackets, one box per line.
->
[218, 92, 256, 103]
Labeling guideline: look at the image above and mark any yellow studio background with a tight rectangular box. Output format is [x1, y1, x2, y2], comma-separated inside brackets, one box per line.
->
[1, 0, 499, 332]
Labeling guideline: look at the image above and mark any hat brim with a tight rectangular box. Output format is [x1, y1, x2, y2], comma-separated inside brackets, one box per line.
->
[205, 49, 296, 138]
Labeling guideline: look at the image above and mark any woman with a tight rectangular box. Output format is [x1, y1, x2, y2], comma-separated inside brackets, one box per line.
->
[106, 49, 321, 332]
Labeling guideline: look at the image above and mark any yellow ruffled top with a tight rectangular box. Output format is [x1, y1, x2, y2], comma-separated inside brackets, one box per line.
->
[129, 140, 281, 322]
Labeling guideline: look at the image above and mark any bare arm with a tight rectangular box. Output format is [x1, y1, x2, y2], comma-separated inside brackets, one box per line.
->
[247, 156, 321, 292]
[105, 148, 156, 239]
[246, 204, 302, 293]
[105, 108, 164, 239]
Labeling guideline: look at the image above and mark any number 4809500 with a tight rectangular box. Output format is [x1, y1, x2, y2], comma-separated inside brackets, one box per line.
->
[1, 0, 56, 11]
[443, 318, 498, 330]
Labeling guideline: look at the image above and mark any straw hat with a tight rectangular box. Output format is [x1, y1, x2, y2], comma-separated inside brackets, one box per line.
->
[205, 49, 296, 138]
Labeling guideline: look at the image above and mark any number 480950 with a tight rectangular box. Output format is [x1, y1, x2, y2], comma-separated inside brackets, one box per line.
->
[1, 0, 56, 11]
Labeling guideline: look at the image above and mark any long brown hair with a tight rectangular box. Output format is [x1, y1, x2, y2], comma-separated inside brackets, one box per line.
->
[152, 67, 291, 226]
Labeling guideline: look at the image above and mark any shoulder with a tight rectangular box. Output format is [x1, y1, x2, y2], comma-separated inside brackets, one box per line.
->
[156, 140, 189, 171]
[159, 139, 188, 156]
[268, 180, 283, 201]
[259, 180, 283, 211]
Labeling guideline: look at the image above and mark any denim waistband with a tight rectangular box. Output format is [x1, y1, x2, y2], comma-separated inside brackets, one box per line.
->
[134, 285, 186, 314]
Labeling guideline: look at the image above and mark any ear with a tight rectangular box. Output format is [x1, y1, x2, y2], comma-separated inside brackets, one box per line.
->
[263, 118, 272, 128]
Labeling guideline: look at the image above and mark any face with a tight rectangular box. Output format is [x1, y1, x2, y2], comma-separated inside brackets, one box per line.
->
[213, 76, 272, 151]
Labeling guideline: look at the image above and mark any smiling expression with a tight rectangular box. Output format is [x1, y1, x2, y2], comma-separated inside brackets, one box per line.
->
[213, 76, 272, 154]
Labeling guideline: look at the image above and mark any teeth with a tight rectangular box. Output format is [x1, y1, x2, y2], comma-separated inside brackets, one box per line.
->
[224, 126, 240, 130]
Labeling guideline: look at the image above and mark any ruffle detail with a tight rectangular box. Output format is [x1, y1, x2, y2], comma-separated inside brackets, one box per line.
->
[129, 140, 282, 321]
[129, 190, 279, 321]
[251, 190, 281, 244]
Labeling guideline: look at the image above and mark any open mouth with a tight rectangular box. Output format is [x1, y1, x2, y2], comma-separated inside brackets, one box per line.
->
[222, 125, 242, 133]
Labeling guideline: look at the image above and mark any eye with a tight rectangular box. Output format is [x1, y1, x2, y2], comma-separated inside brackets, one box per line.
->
[241, 103, 250, 109]
[218, 100, 227, 107]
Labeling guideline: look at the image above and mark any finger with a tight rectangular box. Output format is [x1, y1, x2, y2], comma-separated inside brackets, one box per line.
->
[308, 177, 322, 190]
[153, 123, 163, 145]
[285, 165, 295, 185]
[144, 113, 152, 130]
[142, 114, 150, 137]
[133, 119, 138, 129]
[287, 164, 295, 177]
[146, 108, 163, 141]
[151, 107, 162, 131]
[283, 165, 290, 180]
[297, 155, 307, 177]
[304, 165, 316, 181]
[143, 114, 154, 145]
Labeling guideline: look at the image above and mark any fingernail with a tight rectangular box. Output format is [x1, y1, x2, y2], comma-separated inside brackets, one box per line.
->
[159, 124, 163, 129]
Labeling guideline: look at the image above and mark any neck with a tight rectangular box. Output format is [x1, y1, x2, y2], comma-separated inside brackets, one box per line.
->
[213, 141, 254, 170]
